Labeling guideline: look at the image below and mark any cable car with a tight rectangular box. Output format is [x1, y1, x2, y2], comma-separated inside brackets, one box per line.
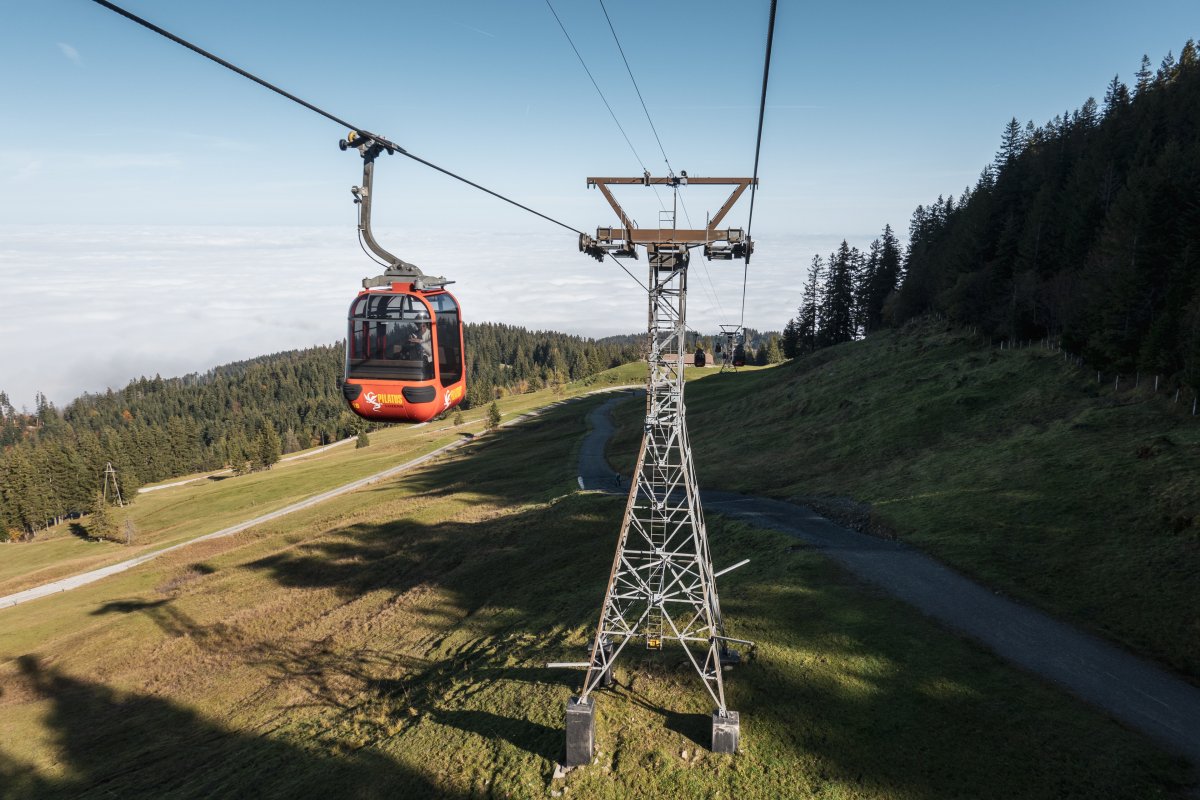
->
[342, 284, 466, 423]
[717, 325, 744, 371]
[337, 131, 467, 423]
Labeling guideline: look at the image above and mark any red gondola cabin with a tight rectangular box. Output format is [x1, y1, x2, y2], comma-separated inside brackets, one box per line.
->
[342, 282, 466, 423]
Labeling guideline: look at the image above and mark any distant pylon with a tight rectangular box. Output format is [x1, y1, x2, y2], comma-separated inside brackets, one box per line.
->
[102, 462, 124, 508]
[718, 324, 742, 373]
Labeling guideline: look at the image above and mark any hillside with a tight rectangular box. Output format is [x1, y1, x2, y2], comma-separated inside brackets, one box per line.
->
[892, 40, 1200, 382]
[0, 387, 1189, 798]
[783, 40, 1200, 398]
[610, 319, 1200, 680]
[0, 364, 646, 602]
[0, 324, 641, 538]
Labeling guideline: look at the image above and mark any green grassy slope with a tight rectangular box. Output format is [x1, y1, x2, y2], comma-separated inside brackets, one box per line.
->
[0, 363, 645, 598]
[0, 390, 1190, 798]
[610, 319, 1200, 680]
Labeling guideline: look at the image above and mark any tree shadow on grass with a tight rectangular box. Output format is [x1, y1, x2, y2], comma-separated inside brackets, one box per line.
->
[91, 598, 170, 615]
[433, 708, 561, 762]
[0, 655, 458, 800]
[90, 596, 230, 642]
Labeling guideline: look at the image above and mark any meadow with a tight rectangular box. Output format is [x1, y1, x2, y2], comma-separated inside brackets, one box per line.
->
[0, 382, 1190, 798]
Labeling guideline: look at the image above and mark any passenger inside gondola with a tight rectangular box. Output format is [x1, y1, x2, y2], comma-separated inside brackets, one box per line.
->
[347, 294, 435, 382]
[406, 321, 433, 362]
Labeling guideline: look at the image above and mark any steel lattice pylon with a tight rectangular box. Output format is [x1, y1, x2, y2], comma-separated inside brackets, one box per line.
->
[579, 253, 735, 706]
[567, 175, 756, 765]
[718, 324, 743, 374]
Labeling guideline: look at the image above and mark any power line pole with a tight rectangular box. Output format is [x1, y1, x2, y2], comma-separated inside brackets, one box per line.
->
[102, 462, 124, 508]
[569, 176, 756, 765]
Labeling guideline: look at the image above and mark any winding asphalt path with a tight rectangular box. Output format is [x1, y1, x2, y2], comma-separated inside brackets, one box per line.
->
[578, 394, 1200, 767]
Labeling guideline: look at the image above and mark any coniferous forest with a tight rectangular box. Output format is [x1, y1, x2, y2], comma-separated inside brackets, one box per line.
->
[785, 40, 1200, 390]
[0, 323, 639, 538]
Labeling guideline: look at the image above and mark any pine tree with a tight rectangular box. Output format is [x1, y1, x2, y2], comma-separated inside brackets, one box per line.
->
[258, 426, 282, 470]
[821, 242, 856, 345]
[781, 319, 799, 359]
[1103, 75, 1129, 116]
[89, 492, 116, 542]
[1078, 97, 1099, 129]
[1157, 51, 1177, 84]
[856, 239, 882, 334]
[994, 117, 1025, 173]
[227, 431, 251, 476]
[1134, 54, 1153, 94]
[877, 224, 903, 314]
[762, 335, 784, 364]
[1180, 39, 1197, 72]
[486, 402, 502, 430]
[356, 429, 371, 449]
[797, 255, 823, 353]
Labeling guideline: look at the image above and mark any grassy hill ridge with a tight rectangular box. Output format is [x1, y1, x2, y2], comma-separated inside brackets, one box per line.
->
[610, 318, 1200, 680]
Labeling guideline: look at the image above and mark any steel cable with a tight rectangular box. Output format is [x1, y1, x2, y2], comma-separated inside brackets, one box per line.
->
[87, 0, 639, 284]
[739, 0, 778, 329]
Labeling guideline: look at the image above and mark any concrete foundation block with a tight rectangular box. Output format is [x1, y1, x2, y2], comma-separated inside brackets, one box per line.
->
[712, 709, 740, 754]
[564, 696, 595, 767]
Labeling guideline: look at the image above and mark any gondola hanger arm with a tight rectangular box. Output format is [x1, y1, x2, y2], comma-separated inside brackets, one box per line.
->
[341, 132, 450, 291]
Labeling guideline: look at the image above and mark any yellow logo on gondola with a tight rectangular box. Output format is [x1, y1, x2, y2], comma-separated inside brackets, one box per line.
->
[363, 391, 404, 411]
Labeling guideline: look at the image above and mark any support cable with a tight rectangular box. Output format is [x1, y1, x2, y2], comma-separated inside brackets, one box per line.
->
[87, 0, 649, 293]
[597, 0, 671, 176]
[545, 0, 644, 171]
[544, 0, 666, 211]
[596, 0, 721, 327]
[738, 0, 777, 329]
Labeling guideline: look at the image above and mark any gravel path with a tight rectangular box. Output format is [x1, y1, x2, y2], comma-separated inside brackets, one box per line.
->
[0, 438, 465, 610]
[577, 395, 1200, 767]
[0, 387, 632, 613]
[138, 437, 357, 493]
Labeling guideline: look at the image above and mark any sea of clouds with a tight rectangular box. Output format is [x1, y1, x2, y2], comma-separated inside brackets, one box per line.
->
[0, 225, 857, 408]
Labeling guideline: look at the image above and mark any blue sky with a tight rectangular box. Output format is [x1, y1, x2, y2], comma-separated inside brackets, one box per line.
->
[2, 1, 1198, 406]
